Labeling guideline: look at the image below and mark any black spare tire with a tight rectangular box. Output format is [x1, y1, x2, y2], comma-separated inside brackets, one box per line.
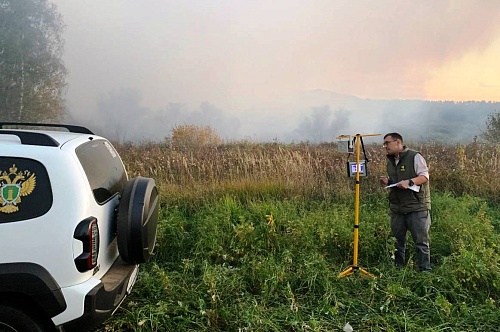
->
[117, 176, 159, 264]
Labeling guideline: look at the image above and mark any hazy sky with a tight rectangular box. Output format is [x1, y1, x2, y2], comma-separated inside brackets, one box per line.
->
[51, 0, 500, 128]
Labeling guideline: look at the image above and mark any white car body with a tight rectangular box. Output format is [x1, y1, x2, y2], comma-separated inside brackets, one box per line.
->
[0, 124, 158, 332]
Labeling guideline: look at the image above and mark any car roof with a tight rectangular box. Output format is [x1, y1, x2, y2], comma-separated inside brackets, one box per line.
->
[0, 129, 101, 147]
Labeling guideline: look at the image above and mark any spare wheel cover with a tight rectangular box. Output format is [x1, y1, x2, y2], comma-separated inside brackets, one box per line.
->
[117, 176, 159, 264]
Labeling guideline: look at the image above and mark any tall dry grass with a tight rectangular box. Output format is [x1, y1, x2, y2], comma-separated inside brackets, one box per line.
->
[116, 140, 500, 206]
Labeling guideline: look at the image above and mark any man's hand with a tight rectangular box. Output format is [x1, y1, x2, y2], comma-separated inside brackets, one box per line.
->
[396, 180, 412, 189]
[379, 176, 389, 186]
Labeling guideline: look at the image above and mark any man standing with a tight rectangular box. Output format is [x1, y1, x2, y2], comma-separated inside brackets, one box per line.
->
[379, 133, 432, 272]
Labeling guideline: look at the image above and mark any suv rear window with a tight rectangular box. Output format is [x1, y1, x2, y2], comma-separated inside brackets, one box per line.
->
[0, 157, 53, 223]
[76, 140, 127, 204]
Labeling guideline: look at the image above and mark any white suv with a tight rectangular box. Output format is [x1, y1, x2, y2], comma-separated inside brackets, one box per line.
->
[0, 123, 159, 332]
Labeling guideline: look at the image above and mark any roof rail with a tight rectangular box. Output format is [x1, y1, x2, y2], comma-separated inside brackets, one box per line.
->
[0, 130, 60, 147]
[0, 122, 94, 135]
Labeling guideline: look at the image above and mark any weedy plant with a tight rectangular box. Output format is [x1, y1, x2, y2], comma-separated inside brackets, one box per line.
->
[98, 137, 500, 331]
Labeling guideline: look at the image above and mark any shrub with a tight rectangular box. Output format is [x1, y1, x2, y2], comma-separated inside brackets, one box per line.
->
[169, 124, 222, 150]
[480, 110, 500, 143]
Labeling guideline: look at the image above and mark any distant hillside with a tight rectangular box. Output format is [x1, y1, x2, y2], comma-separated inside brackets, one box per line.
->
[67, 88, 499, 143]
[270, 90, 500, 143]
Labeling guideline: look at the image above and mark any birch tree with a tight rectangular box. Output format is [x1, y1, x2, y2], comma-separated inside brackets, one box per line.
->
[0, 0, 66, 122]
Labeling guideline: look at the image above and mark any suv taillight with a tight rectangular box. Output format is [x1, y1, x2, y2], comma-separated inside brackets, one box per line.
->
[74, 217, 100, 272]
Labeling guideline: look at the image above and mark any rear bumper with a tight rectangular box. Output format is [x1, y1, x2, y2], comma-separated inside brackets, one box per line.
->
[59, 257, 138, 332]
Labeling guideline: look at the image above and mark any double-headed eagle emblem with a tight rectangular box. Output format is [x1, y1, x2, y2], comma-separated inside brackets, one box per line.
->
[0, 164, 36, 214]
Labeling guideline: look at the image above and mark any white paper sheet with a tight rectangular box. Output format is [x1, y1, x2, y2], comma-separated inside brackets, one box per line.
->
[385, 183, 420, 192]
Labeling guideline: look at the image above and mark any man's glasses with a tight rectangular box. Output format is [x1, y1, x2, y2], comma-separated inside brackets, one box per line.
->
[383, 140, 397, 146]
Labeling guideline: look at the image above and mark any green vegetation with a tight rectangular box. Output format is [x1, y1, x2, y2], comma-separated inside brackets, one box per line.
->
[481, 110, 500, 143]
[95, 140, 500, 331]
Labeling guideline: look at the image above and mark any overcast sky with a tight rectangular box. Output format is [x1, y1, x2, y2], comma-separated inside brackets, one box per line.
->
[50, 0, 500, 140]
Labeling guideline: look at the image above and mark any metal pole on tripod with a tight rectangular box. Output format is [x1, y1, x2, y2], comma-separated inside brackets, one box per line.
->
[338, 133, 380, 278]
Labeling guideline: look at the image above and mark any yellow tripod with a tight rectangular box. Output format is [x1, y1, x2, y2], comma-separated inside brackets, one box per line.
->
[338, 133, 379, 279]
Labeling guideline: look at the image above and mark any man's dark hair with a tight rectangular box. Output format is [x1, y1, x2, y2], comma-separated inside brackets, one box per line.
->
[384, 132, 403, 142]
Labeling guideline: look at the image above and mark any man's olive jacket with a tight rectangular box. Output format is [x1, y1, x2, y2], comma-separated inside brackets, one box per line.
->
[386, 148, 431, 214]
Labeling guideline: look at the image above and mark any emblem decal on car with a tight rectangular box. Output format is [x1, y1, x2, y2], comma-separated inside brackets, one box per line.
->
[0, 164, 36, 213]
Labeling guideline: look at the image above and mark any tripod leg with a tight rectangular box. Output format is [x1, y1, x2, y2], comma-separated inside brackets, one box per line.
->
[359, 268, 376, 278]
[337, 266, 354, 278]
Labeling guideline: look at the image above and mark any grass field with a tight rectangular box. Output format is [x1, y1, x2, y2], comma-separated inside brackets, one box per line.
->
[96, 140, 500, 331]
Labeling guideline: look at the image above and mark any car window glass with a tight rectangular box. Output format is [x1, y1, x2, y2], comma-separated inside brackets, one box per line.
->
[0, 157, 53, 223]
[76, 140, 127, 204]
